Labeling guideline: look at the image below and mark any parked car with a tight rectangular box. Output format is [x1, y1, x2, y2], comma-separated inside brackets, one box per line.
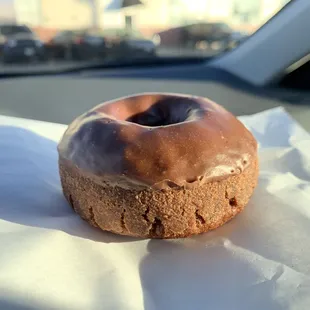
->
[102, 28, 158, 59]
[228, 30, 249, 46]
[155, 22, 246, 51]
[0, 23, 45, 63]
[46, 29, 107, 61]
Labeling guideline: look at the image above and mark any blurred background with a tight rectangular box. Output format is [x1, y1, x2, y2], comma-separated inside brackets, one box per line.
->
[0, 0, 290, 68]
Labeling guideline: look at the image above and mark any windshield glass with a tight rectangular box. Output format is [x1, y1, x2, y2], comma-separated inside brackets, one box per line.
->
[0, 0, 291, 70]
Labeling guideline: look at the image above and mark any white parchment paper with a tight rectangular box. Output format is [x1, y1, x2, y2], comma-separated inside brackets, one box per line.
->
[0, 107, 310, 310]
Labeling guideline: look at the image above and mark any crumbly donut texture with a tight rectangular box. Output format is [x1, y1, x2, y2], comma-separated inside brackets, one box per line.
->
[59, 157, 258, 239]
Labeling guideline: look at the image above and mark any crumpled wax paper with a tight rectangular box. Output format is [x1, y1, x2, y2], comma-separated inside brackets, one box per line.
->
[0, 107, 310, 310]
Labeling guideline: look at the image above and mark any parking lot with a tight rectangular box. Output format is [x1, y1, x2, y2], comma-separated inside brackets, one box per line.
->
[0, 47, 218, 74]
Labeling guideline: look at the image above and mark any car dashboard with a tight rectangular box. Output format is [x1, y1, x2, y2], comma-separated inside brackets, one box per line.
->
[0, 62, 310, 132]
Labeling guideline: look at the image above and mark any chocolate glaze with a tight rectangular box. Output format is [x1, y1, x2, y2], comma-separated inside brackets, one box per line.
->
[58, 93, 257, 190]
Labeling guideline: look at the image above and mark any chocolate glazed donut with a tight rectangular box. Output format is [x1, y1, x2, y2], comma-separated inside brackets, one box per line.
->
[58, 93, 258, 238]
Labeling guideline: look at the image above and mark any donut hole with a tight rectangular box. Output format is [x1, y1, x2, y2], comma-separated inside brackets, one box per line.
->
[195, 210, 206, 225]
[166, 181, 180, 189]
[186, 177, 197, 184]
[229, 197, 238, 207]
[126, 96, 203, 127]
[150, 218, 165, 237]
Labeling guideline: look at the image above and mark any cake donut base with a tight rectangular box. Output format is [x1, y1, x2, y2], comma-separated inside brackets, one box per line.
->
[59, 158, 258, 239]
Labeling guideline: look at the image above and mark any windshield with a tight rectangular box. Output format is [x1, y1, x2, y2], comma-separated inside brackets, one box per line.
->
[0, 0, 290, 70]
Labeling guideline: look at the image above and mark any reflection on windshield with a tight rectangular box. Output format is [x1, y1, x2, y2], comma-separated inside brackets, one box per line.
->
[0, 0, 290, 69]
